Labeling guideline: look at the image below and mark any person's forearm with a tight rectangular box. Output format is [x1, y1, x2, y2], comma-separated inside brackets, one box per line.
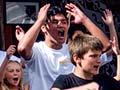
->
[82, 17, 110, 51]
[114, 55, 120, 81]
[116, 55, 120, 81]
[108, 22, 118, 44]
[18, 19, 43, 58]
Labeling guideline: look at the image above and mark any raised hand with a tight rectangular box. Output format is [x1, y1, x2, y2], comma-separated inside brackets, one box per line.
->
[102, 9, 113, 26]
[15, 25, 25, 41]
[65, 3, 87, 24]
[6, 45, 16, 58]
[37, 4, 50, 23]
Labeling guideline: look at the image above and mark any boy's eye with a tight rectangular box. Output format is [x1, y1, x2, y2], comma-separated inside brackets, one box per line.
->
[52, 20, 58, 24]
[51, 20, 67, 25]
[61, 20, 67, 24]
[90, 55, 97, 58]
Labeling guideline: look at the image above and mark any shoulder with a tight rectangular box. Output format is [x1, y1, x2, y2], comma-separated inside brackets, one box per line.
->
[52, 74, 72, 89]
[56, 73, 74, 80]
[54, 73, 76, 84]
[55, 74, 70, 82]
[32, 41, 45, 52]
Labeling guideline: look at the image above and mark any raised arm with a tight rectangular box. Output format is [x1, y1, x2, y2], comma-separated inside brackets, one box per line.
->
[0, 45, 16, 82]
[102, 9, 120, 81]
[102, 9, 118, 56]
[65, 3, 110, 51]
[17, 4, 50, 59]
[102, 9, 118, 42]
[111, 37, 120, 81]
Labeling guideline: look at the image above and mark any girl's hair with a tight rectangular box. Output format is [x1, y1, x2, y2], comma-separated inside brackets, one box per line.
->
[2, 60, 23, 90]
[68, 33, 103, 66]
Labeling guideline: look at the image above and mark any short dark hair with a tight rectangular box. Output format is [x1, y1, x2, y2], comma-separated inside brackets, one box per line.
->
[47, 6, 68, 21]
[68, 33, 103, 66]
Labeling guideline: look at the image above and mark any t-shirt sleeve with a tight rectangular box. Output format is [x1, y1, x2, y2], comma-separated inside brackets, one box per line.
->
[23, 42, 40, 63]
[51, 75, 66, 89]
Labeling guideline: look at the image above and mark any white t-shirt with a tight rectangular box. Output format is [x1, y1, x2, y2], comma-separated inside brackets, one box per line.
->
[26, 42, 74, 90]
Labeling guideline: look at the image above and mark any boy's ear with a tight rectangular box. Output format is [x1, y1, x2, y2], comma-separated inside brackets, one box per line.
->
[73, 54, 81, 64]
[41, 24, 49, 32]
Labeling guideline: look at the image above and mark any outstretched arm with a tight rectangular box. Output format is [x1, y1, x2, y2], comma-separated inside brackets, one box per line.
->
[102, 9, 120, 81]
[18, 4, 50, 59]
[0, 45, 16, 82]
[111, 37, 120, 81]
[65, 3, 110, 51]
[102, 9, 118, 42]
[102, 9, 118, 56]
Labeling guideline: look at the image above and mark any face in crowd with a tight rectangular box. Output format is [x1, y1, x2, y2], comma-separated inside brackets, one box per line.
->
[41, 6, 68, 45]
[80, 49, 102, 75]
[3, 61, 22, 88]
[69, 34, 103, 76]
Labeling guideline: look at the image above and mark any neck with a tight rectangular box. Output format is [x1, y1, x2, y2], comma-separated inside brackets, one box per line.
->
[45, 39, 62, 50]
[9, 86, 19, 90]
[74, 66, 93, 80]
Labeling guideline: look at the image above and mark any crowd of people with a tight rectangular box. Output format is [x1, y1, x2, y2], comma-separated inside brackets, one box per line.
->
[0, 2, 120, 90]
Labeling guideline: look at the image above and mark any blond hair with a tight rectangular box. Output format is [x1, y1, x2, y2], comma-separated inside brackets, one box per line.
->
[1, 61, 23, 90]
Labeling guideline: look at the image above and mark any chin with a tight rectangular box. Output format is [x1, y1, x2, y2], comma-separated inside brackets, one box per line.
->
[93, 71, 99, 75]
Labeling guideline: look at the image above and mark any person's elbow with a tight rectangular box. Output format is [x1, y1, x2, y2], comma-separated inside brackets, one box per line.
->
[17, 43, 32, 59]
[103, 41, 111, 52]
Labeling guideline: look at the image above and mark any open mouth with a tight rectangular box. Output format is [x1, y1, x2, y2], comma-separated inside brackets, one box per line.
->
[13, 77, 19, 82]
[93, 65, 99, 69]
[58, 29, 65, 37]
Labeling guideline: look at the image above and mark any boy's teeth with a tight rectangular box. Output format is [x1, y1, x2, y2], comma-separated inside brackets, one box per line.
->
[58, 29, 64, 37]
